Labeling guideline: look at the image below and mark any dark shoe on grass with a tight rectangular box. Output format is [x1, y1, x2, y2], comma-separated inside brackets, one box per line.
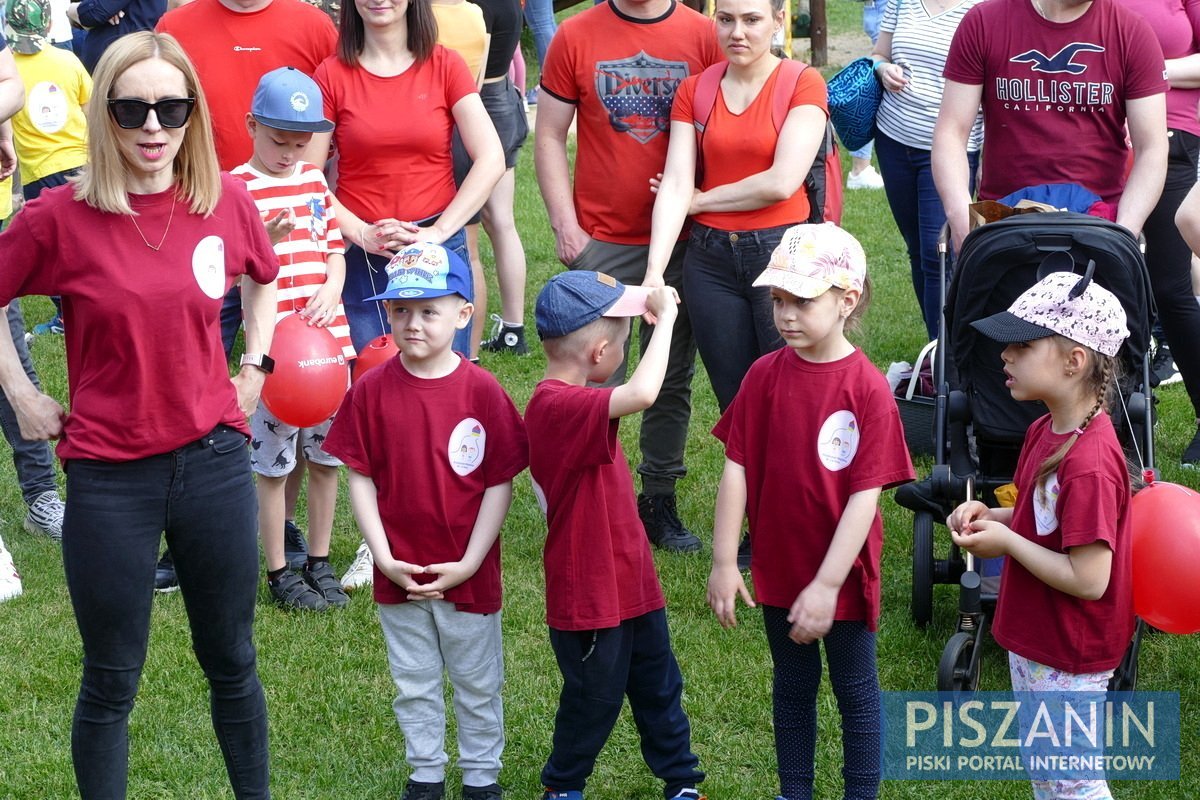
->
[304, 560, 350, 608]
[1182, 424, 1200, 468]
[401, 780, 445, 800]
[638, 493, 701, 553]
[269, 570, 328, 611]
[462, 783, 503, 800]
[283, 520, 308, 570]
[154, 551, 179, 593]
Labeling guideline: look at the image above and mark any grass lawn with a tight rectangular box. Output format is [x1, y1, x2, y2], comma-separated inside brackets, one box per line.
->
[3, 16, 1199, 800]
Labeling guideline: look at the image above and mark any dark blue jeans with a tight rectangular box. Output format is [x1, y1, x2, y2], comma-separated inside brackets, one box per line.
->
[542, 609, 704, 798]
[62, 426, 269, 799]
[763, 608, 881, 800]
[0, 303, 59, 504]
[682, 222, 790, 412]
[341, 228, 472, 355]
[875, 130, 978, 340]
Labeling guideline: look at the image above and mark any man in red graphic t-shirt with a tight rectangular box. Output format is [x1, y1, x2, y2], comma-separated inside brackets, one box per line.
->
[535, 0, 721, 554]
[932, 0, 1168, 251]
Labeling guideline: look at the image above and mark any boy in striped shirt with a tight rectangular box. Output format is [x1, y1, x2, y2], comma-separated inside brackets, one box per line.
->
[234, 66, 353, 611]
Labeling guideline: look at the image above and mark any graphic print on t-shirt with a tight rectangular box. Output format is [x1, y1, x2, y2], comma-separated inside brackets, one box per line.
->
[817, 410, 860, 472]
[192, 235, 227, 299]
[448, 417, 486, 476]
[1033, 471, 1060, 536]
[27, 82, 68, 133]
[999, 42, 1113, 113]
[595, 51, 689, 143]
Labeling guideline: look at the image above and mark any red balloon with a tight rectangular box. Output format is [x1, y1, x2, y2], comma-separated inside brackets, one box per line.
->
[352, 334, 398, 384]
[261, 314, 349, 428]
[1131, 481, 1200, 634]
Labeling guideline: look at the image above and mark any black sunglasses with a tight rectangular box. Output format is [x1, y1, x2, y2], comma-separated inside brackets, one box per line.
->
[107, 97, 195, 129]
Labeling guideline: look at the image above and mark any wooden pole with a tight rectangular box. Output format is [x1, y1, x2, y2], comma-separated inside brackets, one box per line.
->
[808, 0, 827, 66]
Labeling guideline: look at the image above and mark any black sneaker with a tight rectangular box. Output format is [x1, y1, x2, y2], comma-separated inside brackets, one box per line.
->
[1152, 342, 1183, 387]
[1182, 424, 1200, 468]
[154, 551, 179, 593]
[638, 493, 702, 553]
[269, 570, 328, 611]
[462, 783, 503, 800]
[736, 534, 752, 571]
[283, 520, 308, 570]
[480, 315, 529, 355]
[303, 561, 350, 608]
[401, 780, 445, 800]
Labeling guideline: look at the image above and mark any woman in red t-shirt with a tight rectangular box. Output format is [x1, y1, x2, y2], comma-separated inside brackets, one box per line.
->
[646, 0, 828, 413]
[0, 32, 278, 798]
[310, 0, 503, 355]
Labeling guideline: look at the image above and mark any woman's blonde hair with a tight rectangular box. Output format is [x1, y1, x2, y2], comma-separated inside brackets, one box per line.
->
[72, 32, 220, 216]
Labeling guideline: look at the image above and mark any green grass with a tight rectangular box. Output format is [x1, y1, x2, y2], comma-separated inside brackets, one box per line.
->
[4, 26, 1200, 800]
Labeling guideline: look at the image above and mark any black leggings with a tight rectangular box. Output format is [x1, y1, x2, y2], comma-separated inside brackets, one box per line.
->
[1142, 128, 1200, 418]
[762, 607, 881, 800]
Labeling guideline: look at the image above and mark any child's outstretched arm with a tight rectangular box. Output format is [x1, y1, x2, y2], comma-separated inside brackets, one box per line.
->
[609, 286, 679, 419]
[788, 487, 882, 644]
[950, 520, 1113, 600]
[412, 481, 515, 599]
[708, 458, 756, 627]
[347, 468, 426, 595]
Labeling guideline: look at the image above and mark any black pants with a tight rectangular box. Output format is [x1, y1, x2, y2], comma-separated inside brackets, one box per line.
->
[1142, 128, 1200, 417]
[542, 609, 703, 798]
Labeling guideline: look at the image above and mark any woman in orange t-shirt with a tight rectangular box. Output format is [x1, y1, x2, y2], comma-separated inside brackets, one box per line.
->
[647, 0, 827, 413]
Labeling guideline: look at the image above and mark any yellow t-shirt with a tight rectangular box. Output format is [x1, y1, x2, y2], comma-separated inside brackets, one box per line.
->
[13, 47, 91, 185]
[431, 2, 487, 84]
[0, 178, 12, 221]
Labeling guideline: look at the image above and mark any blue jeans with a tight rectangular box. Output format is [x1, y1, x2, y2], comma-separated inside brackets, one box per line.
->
[0, 303, 59, 503]
[763, 608, 881, 800]
[62, 426, 269, 799]
[875, 130, 978, 339]
[542, 609, 703, 797]
[682, 222, 789, 412]
[523, 0, 557, 67]
[341, 228, 472, 356]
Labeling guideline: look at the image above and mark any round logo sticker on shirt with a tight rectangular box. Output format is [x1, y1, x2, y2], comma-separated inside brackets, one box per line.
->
[1033, 472, 1060, 536]
[27, 81, 69, 134]
[816, 410, 860, 472]
[192, 236, 227, 299]
[448, 417, 486, 477]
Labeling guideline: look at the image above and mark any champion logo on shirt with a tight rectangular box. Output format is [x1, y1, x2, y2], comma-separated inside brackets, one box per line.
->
[232, 45, 263, 53]
[448, 418, 486, 477]
[816, 410, 860, 472]
[595, 51, 689, 144]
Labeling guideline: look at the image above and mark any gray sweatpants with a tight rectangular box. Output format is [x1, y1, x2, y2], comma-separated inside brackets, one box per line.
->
[379, 601, 505, 787]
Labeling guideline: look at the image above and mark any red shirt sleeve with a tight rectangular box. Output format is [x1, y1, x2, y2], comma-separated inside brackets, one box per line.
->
[1121, 12, 1169, 100]
[943, 2, 987, 85]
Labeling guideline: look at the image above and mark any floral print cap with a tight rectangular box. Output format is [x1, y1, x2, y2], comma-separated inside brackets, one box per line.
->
[971, 270, 1129, 357]
[753, 223, 866, 299]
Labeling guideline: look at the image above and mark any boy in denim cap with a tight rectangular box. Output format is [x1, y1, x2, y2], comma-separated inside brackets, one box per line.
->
[324, 243, 527, 800]
[525, 271, 704, 800]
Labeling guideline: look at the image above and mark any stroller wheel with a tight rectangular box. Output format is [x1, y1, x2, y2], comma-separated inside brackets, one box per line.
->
[937, 632, 980, 692]
[912, 512, 935, 628]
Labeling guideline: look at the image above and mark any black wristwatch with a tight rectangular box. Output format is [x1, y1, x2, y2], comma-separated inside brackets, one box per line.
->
[239, 353, 276, 374]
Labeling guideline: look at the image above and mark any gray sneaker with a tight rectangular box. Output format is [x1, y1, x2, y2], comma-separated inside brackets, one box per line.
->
[269, 570, 328, 611]
[304, 560, 350, 608]
[24, 490, 64, 541]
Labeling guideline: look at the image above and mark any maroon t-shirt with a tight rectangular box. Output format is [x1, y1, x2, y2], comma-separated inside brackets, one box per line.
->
[324, 356, 528, 613]
[992, 413, 1135, 673]
[525, 380, 666, 631]
[944, 0, 1167, 203]
[0, 174, 278, 462]
[713, 348, 914, 630]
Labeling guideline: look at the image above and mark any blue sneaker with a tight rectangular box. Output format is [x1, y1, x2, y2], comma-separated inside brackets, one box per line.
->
[541, 791, 582, 800]
[33, 315, 64, 335]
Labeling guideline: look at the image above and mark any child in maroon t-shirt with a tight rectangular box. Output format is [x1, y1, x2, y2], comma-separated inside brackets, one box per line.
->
[951, 271, 1135, 799]
[707, 224, 914, 800]
[525, 271, 704, 800]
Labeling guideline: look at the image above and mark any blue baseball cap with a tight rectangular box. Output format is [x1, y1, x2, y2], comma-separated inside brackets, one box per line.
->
[535, 271, 651, 339]
[367, 243, 473, 302]
[251, 67, 334, 133]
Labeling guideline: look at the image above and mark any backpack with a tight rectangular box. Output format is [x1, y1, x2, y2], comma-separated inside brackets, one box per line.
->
[691, 58, 843, 225]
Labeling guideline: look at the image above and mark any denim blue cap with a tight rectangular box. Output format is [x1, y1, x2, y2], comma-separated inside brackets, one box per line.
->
[535, 270, 651, 339]
[251, 67, 334, 133]
[367, 243, 472, 302]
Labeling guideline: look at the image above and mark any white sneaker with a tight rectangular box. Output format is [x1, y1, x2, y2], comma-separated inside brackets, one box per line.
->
[847, 165, 885, 190]
[0, 535, 23, 603]
[340, 540, 374, 591]
[24, 490, 64, 541]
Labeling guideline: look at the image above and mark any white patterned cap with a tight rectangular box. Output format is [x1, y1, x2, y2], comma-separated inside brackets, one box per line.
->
[753, 223, 866, 298]
[971, 271, 1129, 357]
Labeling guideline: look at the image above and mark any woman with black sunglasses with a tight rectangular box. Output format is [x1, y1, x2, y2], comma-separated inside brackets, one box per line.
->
[0, 31, 278, 798]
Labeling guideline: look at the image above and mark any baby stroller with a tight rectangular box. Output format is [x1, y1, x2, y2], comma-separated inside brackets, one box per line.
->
[895, 211, 1154, 692]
